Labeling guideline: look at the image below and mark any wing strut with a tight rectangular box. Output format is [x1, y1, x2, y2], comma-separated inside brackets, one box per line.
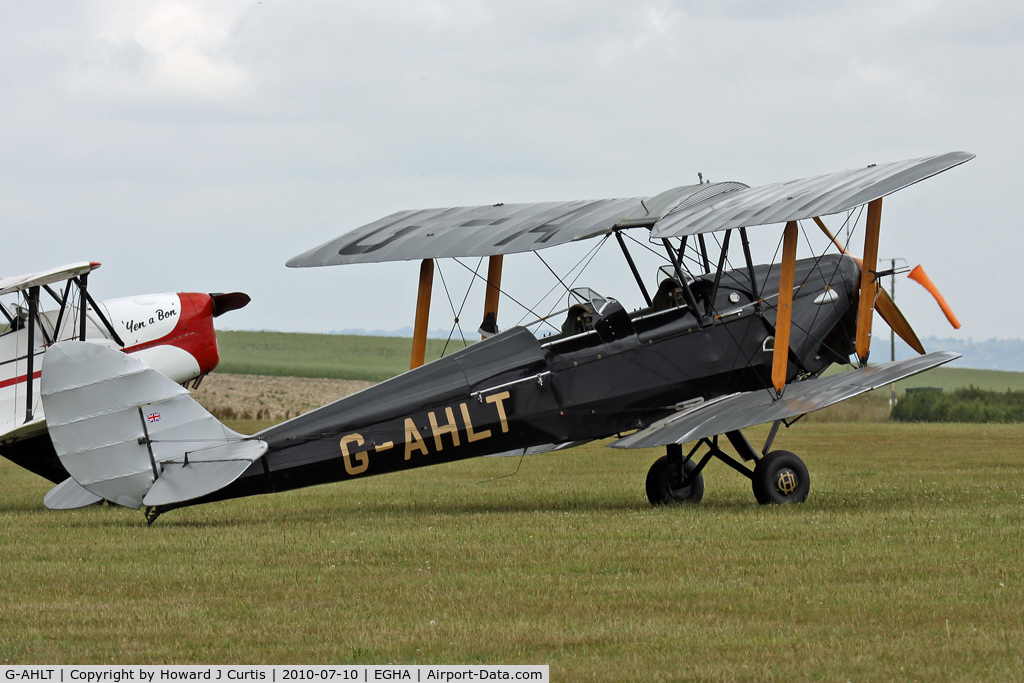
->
[481, 255, 503, 339]
[705, 229, 732, 318]
[661, 239, 704, 326]
[78, 271, 89, 340]
[24, 286, 39, 422]
[739, 228, 760, 302]
[614, 230, 652, 307]
[855, 198, 882, 364]
[772, 222, 798, 394]
[411, 259, 434, 369]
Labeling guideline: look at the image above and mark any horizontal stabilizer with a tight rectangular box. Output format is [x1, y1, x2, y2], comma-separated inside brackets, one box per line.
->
[41, 341, 267, 509]
[143, 443, 265, 506]
[44, 477, 103, 510]
[611, 351, 960, 449]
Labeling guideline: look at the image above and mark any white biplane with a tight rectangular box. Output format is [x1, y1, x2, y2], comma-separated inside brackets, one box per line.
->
[0, 261, 248, 508]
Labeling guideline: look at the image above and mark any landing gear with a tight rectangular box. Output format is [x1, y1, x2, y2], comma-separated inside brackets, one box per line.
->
[751, 450, 809, 504]
[646, 450, 704, 505]
[643, 425, 811, 506]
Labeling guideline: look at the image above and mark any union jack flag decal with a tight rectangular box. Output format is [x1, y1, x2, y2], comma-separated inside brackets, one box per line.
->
[146, 412, 161, 423]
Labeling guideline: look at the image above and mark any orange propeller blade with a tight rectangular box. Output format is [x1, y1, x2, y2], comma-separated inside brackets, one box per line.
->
[908, 265, 961, 329]
[813, 215, 926, 355]
[875, 288, 925, 354]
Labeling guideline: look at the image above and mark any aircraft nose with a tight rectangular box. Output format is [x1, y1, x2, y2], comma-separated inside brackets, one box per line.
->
[210, 292, 251, 317]
[174, 293, 220, 376]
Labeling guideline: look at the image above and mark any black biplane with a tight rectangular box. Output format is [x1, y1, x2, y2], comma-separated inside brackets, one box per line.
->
[37, 152, 971, 521]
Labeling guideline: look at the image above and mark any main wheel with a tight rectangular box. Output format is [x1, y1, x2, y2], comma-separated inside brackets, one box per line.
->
[752, 450, 809, 504]
[646, 455, 704, 505]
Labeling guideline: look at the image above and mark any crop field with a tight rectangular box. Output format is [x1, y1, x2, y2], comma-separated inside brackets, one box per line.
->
[1, 423, 1022, 680]
[193, 374, 374, 422]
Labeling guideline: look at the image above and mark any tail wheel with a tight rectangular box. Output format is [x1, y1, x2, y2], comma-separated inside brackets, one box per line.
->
[752, 450, 809, 504]
[646, 455, 704, 505]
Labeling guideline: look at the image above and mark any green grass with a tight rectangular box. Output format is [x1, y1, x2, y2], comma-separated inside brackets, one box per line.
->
[218, 330, 1024, 394]
[216, 331, 462, 382]
[1, 423, 1022, 679]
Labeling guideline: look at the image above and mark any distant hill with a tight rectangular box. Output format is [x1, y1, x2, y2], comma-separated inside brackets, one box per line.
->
[894, 336, 1024, 372]
[336, 326, 457, 340]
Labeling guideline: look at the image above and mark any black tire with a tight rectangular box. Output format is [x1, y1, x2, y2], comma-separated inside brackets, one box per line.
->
[646, 455, 704, 505]
[752, 450, 809, 504]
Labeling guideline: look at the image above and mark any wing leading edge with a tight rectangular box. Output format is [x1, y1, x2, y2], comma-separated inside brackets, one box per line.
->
[610, 351, 960, 450]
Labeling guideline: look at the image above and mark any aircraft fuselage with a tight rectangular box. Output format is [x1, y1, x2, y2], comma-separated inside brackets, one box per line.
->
[171, 254, 861, 510]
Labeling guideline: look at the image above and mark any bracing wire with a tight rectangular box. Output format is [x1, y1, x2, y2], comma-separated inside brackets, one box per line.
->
[433, 261, 463, 351]
[436, 258, 483, 357]
[526, 233, 613, 333]
[449, 257, 561, 333]
[511, 234, 611, 331]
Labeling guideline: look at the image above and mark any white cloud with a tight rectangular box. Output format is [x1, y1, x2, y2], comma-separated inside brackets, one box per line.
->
[70, 0, 252, 104]
[1, 0, 1022, 341]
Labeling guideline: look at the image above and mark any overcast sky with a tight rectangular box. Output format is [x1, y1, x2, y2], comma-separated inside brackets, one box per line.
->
[2, 0, 1021, 346]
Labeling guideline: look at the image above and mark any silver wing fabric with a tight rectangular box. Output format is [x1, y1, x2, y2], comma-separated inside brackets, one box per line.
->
[287, 152, 972, 267]
[287, 198, 641, 266]
[610, 351, 960, 450]
[287, 183, 748, 267]
[651, 151, 974, 238]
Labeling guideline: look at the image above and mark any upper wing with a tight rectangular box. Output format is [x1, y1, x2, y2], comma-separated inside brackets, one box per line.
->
[287, 183, 748, 267]
[287, 151, 972, 267]
[0, 262, 100, 297]
[610, 351, 960, 450]
[650, 151, 974, 238]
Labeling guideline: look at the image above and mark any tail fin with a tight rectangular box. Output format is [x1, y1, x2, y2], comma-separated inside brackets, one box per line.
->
[40, 341, 267, 509]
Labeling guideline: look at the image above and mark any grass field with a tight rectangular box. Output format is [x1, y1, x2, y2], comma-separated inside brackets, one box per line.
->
[216, 331, 458, 382]
[218, 330, 1024, 392]
[2, 423, 1022, 679]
